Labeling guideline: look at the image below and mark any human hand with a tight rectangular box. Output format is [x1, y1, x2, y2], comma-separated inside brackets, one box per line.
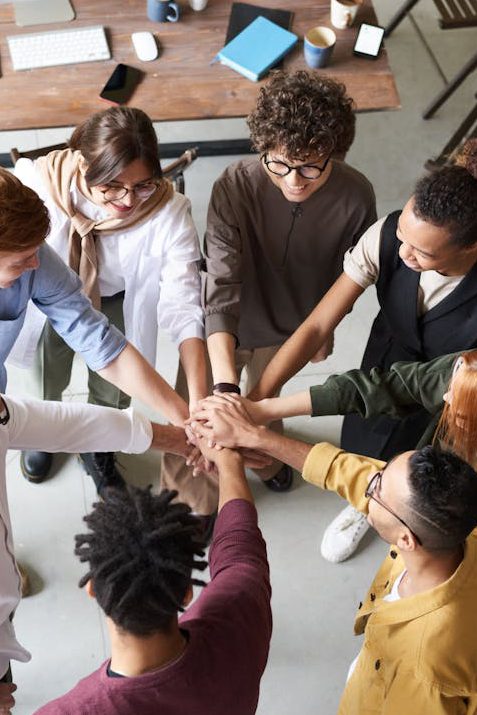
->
[196, 436, 243, 471]
[211, 394, 272, 426]
[0, 682, 16, 714]
[187, 393, 261, 449]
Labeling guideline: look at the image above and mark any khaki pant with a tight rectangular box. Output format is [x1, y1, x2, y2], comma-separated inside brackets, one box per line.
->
[160, 345, 283, 515]
[31, 292, 130, 410]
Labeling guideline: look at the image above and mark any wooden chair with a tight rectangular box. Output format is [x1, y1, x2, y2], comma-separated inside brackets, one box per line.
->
[10, 144, 198, 195]
[384, 0, 477, 119]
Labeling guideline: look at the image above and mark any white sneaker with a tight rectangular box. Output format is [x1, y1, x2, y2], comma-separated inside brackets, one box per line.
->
[320, 505, 370, 563]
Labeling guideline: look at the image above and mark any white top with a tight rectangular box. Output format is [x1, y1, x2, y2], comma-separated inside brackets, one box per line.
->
[346, 570, 406, 683]
[11, 158, 204, 369]
[0, 395, 152, 678]
[343, 217, 464, 316]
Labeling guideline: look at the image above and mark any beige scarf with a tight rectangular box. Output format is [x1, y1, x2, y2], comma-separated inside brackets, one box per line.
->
[36, 148, 173, 308]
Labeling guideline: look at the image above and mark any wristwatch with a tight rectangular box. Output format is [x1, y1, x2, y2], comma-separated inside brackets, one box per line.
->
[213, 382, 241, 395]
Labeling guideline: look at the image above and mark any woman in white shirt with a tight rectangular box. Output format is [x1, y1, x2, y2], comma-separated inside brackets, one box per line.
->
[14, 106, 206, 491]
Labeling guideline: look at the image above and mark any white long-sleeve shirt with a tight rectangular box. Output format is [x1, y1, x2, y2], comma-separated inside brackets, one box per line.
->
[0, 396, 152, 678]
[12, 158, 204, 369]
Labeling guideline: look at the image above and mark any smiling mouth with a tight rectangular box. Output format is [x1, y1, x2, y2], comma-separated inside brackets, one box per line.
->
[111, 202, 134, 212]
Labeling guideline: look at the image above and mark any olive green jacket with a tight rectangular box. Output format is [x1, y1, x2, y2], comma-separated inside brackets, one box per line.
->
[310, 352, 460, 446]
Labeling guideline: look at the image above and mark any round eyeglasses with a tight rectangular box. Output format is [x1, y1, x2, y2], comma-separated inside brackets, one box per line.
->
[99, 181, 158, 203]
[262, 153, 331, 180]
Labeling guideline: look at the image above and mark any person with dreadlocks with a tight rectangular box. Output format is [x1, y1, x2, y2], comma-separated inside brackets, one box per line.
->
[34, 442, 271, 715]
[0, 393, 199, 715]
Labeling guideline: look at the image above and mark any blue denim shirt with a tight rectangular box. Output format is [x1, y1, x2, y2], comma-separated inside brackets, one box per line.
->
[0, 243, 126, 391]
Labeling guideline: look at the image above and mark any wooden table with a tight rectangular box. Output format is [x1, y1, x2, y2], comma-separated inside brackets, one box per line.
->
[0, 0, 400, 131]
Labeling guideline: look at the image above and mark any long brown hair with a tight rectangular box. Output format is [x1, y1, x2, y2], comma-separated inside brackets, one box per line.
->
[69, 106, 162, 186]
[434, 350, 477, 468]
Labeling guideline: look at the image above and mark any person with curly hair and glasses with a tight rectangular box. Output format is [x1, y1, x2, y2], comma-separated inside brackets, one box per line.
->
[165, 70, 376, 521]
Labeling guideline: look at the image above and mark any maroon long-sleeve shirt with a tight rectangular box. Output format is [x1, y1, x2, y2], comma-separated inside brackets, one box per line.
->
[35, 499, 272, 715]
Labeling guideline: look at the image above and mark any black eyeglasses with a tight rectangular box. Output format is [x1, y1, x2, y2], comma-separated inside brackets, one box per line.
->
[99, 181, 158, 203]
[365, 471, 423, 546]
[262, 153, 331, 180]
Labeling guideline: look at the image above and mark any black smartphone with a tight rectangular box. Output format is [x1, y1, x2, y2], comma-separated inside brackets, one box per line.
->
[353, 23, 385, 59]
[99, 64, 143, 105]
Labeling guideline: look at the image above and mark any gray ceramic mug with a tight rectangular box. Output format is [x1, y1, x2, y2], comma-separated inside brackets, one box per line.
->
[147, 0, 180, 22]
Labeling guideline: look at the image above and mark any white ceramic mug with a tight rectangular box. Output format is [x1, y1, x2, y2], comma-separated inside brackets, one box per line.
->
[188, 0, 208, 10]
[330, 0, 360, 29]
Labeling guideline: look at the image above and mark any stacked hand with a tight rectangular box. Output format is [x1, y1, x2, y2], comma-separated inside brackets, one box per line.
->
[187, 394, 270, 470]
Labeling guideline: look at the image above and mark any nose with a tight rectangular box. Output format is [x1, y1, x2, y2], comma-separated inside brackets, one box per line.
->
[28, 251, 40, 270]
[121, 189, 135, 207]
[285, 168, 306, 187]
[398, 241, 413, 262]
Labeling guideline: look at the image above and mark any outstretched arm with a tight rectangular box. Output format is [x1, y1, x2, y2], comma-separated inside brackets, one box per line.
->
[98, 343, 189, 427]
[248, 273, 364, 400]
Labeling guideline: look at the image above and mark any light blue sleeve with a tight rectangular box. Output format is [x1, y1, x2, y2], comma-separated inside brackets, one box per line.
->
[31, 244, 127, 371]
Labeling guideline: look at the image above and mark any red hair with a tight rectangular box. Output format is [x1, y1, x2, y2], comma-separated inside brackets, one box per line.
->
[434, 350, 477, 468]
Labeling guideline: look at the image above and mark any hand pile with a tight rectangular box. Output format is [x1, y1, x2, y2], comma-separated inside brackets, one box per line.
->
[185, 394, 271, 473]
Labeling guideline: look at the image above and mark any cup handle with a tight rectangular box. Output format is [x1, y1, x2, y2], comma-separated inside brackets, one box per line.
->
[345, 11, 352, 26]
[167, 2, 180, 21]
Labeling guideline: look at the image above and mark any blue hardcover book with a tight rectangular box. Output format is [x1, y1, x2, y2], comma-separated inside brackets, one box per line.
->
[214, 15, 298, 82]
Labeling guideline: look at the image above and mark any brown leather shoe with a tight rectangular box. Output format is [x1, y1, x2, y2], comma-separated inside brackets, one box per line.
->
[18, 563, 31, 598]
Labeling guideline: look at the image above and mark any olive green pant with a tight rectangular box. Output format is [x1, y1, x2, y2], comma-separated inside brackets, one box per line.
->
[160, 345, 284, 515]
[32, 293, 130, 410]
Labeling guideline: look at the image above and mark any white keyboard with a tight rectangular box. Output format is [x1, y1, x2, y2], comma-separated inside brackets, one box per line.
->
[7, 25, 111, 71]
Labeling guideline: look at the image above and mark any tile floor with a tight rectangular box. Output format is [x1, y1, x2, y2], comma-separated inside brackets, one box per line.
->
[1, 1, 476, 711]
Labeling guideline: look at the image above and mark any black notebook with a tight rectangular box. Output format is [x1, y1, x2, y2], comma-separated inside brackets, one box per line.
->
[225, 2, 294, 44]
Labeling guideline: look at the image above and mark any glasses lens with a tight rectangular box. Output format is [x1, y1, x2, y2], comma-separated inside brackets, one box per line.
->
[265, 160, 290, 177]
[365, 472, 380, 498]
[297, 165, 323, 180]
[103, 186, 127, 201]
[135, 183, 157, 199]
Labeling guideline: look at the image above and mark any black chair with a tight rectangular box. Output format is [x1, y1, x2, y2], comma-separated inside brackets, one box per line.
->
[426, 93, 477, 168]
[384, 0, 477, 119]
[10, 144, 198, 195]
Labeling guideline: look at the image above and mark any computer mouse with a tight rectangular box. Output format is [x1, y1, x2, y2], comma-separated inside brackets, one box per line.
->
[131, 32, 159, 62]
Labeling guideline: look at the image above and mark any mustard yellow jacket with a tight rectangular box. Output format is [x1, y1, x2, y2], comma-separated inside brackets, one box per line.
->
[303, 443, 477, 715]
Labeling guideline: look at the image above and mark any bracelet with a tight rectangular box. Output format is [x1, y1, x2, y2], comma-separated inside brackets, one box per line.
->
[213, 382, 241, 395]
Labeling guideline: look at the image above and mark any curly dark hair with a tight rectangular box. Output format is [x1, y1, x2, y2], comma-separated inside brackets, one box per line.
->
[413, 140, 477, 247]
[405, 446, 477, 551]
[246, 70, 355, 159]
[75, 486, 208, 636]
[69, 106, 162, 186]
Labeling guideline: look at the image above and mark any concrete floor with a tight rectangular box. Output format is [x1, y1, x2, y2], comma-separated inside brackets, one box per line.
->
[2, 1, 476, 712]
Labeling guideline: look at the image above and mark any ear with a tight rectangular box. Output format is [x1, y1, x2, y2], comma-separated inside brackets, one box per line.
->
[85, 579, 95, 599]
[182, 584, 193, 608]
[396, 529, 418, 553]
[77, 154, 88, 177]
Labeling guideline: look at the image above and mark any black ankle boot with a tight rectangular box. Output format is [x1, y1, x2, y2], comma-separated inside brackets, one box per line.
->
[79, 452, 126, 495]
[20, 451, 53, 483]
[264, 463, 294, 492]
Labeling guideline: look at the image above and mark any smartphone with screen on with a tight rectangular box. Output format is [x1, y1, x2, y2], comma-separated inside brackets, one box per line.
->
[353, 23, 385, 59]
[99, 64, 143, 105]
